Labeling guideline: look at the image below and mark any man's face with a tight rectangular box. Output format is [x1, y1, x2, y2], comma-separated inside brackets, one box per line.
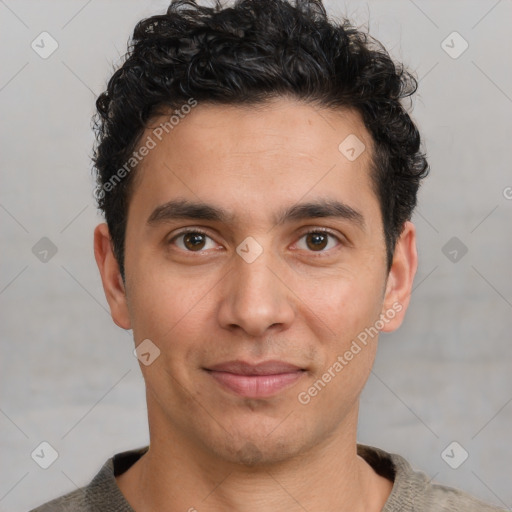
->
[99, 98, 413, 466]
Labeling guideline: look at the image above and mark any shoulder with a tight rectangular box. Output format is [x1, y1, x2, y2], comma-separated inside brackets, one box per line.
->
[419, 481, 505, 512]
[29, 489, 89, 512]
[28, 447, 148, 512]
[358, 444, 506, 512]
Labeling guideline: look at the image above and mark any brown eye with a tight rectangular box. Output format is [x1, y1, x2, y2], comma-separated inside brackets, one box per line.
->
[306, 232, 328, 251]
[296, 230, 340, 253]
[172, 230, 217, 252]
[183, 232, 206, 251]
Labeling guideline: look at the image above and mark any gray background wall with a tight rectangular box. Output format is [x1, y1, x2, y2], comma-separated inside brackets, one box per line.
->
[1, 0, 511, 510]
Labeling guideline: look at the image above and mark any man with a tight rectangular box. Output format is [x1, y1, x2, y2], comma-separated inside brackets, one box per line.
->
[31, 0, 504, 510]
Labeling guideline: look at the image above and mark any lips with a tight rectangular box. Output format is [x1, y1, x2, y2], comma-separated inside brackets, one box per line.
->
[205, 360, 305, 398]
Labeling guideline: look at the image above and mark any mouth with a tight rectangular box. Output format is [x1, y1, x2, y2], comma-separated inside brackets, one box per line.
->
[204, 360, 307, 399]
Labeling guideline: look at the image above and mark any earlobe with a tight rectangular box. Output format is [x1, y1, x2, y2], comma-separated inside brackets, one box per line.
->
[94, 223, 132, 330]
[380, 221, 418, 333]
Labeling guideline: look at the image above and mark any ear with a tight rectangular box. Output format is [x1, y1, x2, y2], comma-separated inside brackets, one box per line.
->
[380, 221, 417, 332]
[94, 223, 131, 330]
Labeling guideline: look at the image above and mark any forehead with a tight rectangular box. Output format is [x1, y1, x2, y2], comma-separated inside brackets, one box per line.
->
[128, 98, 379, 228]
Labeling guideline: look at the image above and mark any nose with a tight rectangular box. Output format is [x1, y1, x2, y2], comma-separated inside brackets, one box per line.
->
[217, 246, 295, 338]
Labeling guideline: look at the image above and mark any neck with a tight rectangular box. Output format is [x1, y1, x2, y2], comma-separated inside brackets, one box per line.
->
[116, 402, 392, 512]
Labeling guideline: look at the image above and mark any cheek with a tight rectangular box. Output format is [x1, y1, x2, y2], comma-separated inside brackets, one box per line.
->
[126, 264, 227, 391]
[126, 262, 210, 343]
[292, 268, 385, 345]
[294, 276, 382, 416]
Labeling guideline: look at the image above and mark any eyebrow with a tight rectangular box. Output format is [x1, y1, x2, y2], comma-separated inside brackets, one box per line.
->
[147, 198, 365, 230]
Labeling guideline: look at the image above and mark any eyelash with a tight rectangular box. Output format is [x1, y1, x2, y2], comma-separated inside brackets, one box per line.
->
[169, 227, 343, 254]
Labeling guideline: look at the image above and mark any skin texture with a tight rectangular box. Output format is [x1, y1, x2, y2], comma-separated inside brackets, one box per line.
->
[94, 97, 417, 511]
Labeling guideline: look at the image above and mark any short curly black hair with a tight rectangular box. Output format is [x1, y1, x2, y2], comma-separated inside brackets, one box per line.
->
[93, 0, 429, 280]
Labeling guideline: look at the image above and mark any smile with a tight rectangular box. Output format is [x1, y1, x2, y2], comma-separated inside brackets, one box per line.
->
[204, 360, 306, 398]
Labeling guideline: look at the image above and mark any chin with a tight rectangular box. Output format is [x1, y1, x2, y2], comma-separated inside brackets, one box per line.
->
[211, 438, 295, 467]
[203, 419, 311, 468]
